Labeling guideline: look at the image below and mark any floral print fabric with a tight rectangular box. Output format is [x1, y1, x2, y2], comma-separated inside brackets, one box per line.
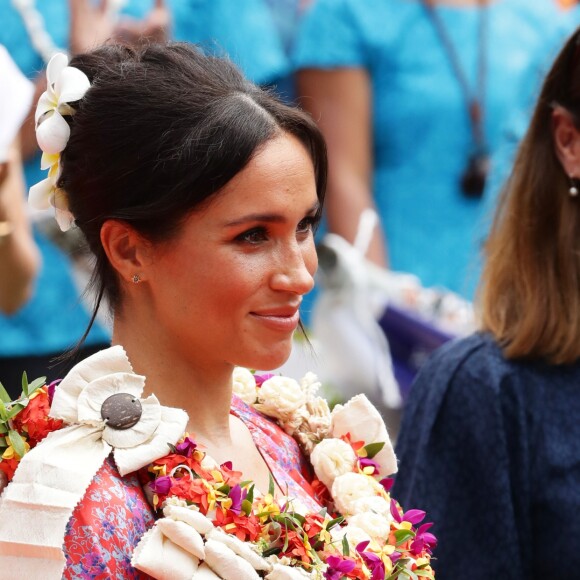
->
[62, 396, 319, 578]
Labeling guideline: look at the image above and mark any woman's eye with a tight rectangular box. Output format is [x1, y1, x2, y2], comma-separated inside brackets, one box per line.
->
[297, 216, 318, 235]
[236, 227, 268, 244]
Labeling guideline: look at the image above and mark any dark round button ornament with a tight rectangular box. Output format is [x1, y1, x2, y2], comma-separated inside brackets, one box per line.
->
[101, 393, 142, 430]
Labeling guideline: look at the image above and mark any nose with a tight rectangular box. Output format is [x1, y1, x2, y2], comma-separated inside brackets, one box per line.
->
[270, 240, 317, 295]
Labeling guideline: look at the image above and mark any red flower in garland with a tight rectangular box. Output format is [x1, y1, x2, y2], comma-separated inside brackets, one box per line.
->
[12, 387, 63, 445]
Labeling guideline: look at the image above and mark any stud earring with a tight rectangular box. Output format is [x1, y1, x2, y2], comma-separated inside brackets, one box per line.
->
[570, 176, 579, 197]
[132, 274, 141, 284]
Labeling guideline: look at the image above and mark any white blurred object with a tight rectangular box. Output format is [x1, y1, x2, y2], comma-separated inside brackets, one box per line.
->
[312, 209, 402, 409]
[0, 45, 34, 162]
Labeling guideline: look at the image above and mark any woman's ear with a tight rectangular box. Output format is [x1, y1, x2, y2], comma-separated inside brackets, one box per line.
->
[552, 106, 580, 178]
[100, 220, 153, 284]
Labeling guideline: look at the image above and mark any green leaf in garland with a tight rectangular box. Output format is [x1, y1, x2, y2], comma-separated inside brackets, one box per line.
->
[326, 516, 344, 530]
[363, 441, 385, 459]
[246, 484, 255, 505]
[27, 377, 46, 395]
[6, 404, 25, 420]
[268, 472, 275, 497]
[8, 429, 27, 459]
[0, 382, 11, 404]
[342, 534, 350, 557]
[241, 499, 253, 517]
[21, 372, 29, 398]
[261, 547, 281, 558]
[394, 529, 415, 545]
[0, 401, 8, 422]
[216, 484, 230, 495]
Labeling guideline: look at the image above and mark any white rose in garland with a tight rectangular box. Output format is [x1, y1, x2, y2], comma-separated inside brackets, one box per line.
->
[255, 376, 306, 422]
[310, 438, 356, 491]
[331, 472, 384, 516]
[349, 495, 391, 518]
[232, 367, 258, 405]
[347, 512, 392, 542]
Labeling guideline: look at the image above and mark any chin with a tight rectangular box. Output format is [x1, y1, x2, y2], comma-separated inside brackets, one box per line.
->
[241, 340, 294, 372]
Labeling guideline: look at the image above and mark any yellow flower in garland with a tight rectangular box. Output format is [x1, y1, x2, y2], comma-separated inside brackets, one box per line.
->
[255, 494, 281, 522]
[2, 439, 30, 461]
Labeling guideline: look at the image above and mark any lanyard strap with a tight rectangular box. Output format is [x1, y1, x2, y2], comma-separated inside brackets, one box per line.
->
[420, 0, 488, 149]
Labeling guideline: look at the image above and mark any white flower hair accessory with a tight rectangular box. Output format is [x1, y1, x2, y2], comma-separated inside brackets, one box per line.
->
[29, 52, 91, 231]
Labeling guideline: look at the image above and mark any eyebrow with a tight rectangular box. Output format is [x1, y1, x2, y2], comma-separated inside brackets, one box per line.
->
[223, 201, 320, 227]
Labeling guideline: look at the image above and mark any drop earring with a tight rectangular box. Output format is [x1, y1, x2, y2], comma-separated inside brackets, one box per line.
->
[570, 176, 580, 197]
[132, 274, 141, 284]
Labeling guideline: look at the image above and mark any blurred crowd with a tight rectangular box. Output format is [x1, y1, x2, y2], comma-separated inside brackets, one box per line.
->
[0, 0, 579, 395]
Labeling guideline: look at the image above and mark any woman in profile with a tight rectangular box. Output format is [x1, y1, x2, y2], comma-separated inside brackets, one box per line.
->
[394, 28, 580, 580]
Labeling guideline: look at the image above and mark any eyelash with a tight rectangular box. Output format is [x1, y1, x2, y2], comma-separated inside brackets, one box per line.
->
[235, 215, 320, 245]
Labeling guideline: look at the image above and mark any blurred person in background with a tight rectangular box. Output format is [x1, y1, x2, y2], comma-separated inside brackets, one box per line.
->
[0, 0, 288, 395]
[293, 0, 570, 299]
[0, 46, 40, 316]
[122, 0, 289, 88]
[393, 28, 580, 579]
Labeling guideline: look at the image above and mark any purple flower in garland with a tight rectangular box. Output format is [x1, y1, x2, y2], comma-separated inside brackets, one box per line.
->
[228, 484, 246, 516]
[253, 373, 276, 387]
[379, 477, 394, 492]
[175, 437, 197, 457]
[410, 522, 437, 555]
[358, 457, 381, 475]
[390, 498, 426, 525]
[356, 542, 385, 580]
[150, 475, 172, 495]
[324, 555, 356, 580]
[47, 379, 61, 405]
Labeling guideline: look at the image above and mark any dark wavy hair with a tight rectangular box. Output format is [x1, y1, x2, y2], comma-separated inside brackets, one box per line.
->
[57, 42, 327, 350]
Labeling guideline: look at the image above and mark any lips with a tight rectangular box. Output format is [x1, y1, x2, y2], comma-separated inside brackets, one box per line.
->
[249, 306, 301, 331]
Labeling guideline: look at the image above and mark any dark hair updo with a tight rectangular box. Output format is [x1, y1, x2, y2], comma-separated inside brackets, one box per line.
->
[58, 42, 327, 342]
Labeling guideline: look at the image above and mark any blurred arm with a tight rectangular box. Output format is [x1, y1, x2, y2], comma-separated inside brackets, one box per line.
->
[0, 142, 41, 314]
[297, 67, 388, 267]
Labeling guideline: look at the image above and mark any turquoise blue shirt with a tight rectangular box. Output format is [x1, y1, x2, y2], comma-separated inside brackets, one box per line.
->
[122, 0, 288, 85]
[294, 0, 569, 298]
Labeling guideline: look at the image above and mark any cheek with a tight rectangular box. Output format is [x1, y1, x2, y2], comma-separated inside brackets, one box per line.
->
[304, 240, 318, 277]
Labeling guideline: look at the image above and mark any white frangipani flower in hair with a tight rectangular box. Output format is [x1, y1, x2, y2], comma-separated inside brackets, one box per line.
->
[29, 52, 90, 231]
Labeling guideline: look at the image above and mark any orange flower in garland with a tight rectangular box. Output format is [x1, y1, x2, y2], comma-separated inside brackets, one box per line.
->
[214, 505, 263, 542]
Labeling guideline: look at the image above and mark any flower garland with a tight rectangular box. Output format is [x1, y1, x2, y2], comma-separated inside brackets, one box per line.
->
[132, 369, 436, 579]
[0, 355, 436, 580]
[0, 376, 62, 482]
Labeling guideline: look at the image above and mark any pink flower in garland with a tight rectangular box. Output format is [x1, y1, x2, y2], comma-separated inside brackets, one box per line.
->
[253, 373, 276, 387]
[324, 555, 356, 580]
[410, 522, 438, 555]
[228, 484, 245, 516]
[175, 437, 197, 457]
[150, 475, 172, 495]
[356, 542, 385, 580]
[390, 498, 427, 525]
[358, 457, 381, 475]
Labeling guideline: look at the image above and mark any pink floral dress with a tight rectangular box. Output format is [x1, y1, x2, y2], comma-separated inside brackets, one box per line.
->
[63, 396, 319, 579]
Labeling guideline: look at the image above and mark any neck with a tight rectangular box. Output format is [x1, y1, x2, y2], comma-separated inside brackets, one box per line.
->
[111, 308, 234, 443]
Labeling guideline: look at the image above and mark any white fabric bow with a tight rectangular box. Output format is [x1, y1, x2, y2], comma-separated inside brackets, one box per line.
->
[0, 346, 188, 579]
